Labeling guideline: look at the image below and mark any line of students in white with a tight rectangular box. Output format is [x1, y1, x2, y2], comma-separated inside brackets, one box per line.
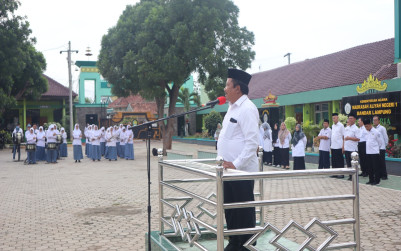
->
[83, 124, 134, 162]
[259, 122, 306, 170]
[259, 113, 389, 181]
[12, 123, 68, 164]
[316, 114, 388, 185]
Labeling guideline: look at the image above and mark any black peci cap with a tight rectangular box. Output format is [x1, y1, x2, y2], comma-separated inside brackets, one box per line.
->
[323, 119, 329, 123]
[348, 112, 356, 118]
[332, 113, 339, 116]
[227, 68, 252, 85]
[363, 118, 371, 125]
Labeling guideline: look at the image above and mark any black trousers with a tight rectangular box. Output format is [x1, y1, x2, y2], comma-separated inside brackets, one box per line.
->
[358, 142, 366, 174]
[318, 150, 330, 169]
[280, 147, 289, 166]
[293, 156, 305, 170]
[331, 148, 344, 168]
[366, 154, 381, 183]
[224, 180, 255, 246]
[263, 151, 272, 164]
[273, 147, 281, 165]
[379, 149, 388, 178]
[344, 151, 353, 168]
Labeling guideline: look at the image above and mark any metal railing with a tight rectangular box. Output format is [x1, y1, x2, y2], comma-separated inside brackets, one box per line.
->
[157, 148, 360, 250]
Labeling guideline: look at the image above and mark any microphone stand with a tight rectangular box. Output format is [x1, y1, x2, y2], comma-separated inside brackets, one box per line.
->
[129, 103, 219, 251]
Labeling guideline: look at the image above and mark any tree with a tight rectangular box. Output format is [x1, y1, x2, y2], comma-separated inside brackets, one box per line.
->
[177, 87, 201, 112]
[0, 0, 47, 115]
[98, 0, 255, 153]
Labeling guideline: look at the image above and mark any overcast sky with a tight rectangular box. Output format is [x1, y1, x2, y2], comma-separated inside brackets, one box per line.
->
[18, 0, 395, 93]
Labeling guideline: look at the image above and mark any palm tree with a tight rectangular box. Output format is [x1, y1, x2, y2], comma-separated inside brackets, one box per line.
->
[177, 87, 201, 112]
[177, 88, 200, 136]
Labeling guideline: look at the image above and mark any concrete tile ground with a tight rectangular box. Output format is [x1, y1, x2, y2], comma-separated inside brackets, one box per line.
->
[0, 141, 400, 250]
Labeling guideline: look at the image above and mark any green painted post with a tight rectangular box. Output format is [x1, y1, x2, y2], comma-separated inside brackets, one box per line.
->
[395, 0, 401, 63]
[285, 105, 295, 118]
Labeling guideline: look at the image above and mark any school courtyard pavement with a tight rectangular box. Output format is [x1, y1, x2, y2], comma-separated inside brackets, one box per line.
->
[0, 141, 400, 250]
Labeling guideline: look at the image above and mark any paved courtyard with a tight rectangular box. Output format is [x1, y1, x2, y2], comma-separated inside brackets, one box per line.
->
[0, 141, 400, 250]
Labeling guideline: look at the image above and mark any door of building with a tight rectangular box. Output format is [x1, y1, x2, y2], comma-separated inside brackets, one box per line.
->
[86, 114, 98, 126]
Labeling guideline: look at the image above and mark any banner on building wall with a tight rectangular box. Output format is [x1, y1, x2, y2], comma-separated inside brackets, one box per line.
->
[342, 91, 401, 134]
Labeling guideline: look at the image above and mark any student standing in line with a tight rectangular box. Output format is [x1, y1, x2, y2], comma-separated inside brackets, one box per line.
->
[35, 126, 47, 161]
[261, 122, 273, 165]
[60, 127, 68, 157]
[330, 113, 345, 178]
[125, 126, 134, 160]
[357, 118, 368, 177]
[364, 118, 384, 185]
[317, 119, 331, 169]
[291, 124, 307, 170]
[278, 122, 291, 169]
[26, 128, 37, 164]
[91, 125, 101, 161]
[373, 116, 389, 180]
[72, 124, 83, 163]
[343, 113, 359, 180]
[272, 123, 281, 167]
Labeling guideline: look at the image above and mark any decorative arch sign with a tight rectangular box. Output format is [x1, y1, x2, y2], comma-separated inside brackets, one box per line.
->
[342, 91, 401, 134]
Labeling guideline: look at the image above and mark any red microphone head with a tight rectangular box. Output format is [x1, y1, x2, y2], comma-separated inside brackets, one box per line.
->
[217, 96, 226, 105]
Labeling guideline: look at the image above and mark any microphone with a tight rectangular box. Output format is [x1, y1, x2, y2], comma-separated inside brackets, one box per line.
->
[204, 96, 226, 107]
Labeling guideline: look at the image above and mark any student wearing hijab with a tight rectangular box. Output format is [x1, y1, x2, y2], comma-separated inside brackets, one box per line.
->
[36, 126, 47, 161]
[119, 126, 127, 158]
[26, 128, 37, 164]
[117, 124, 124, 157]
[59, 127, 68, 157]
[100, 127, 106, 156]
[278, 122, 292, 169]
[46, 125, 58, 163]
[106, 126, 118, 161]
[72, 124, 83, 162]
[91, 125, 101, 161]
[125, 126, 134, 160]
[104, 128, 110, 159]
[272, 123, 281, 167]
[85, 125, 92, 159]
[261, 122, 273, 165]
[291, 124, 307, 170]
[214, 123, 222, 150]
[84, 124, 89, 156]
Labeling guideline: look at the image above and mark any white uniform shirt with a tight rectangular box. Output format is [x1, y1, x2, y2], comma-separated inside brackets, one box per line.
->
[12, 128, 23, 141]
[36, 130, 46, 147]
[375, 124, 388, 150]
[46, 129, 57, 143]
[125, 130, 134, 144]
[262, 129, 273, 152]
[278, 133, 292, 148]
[344, 124, 359, 152]
[120, 130, 127, 146]
[61, 132, 67, 144]
[291, 136, 307, 157]
[217, 95, 259, 172]
[72, 130, 82, 145]
[26, 131, 36, 144]
[365, 127, 384, 155]
[318, 128, 331, 152]
[100, 129, 106, 143]
[357, 126, 367, 143]
[91, 130, 101, 145]
[106, 130, 117, 147]
[330, 122, 344, 149]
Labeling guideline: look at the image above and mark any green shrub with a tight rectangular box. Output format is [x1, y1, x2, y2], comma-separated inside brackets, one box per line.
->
[284, 117, 296, 133]
[204, 111, 222, 137]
